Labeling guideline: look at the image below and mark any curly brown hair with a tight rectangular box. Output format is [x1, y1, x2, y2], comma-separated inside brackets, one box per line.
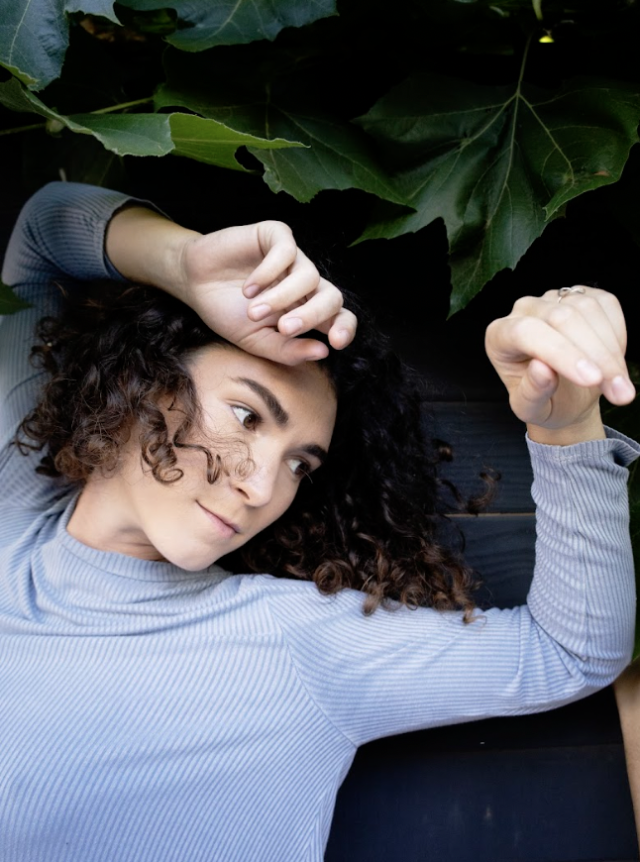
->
[17, 281, 485, 618]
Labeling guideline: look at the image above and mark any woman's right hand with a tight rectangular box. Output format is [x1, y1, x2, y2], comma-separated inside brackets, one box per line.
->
[107, 207, 356, 366]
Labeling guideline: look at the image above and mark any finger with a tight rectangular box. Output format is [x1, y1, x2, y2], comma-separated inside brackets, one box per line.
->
[278, 337, 331, 365]
[282, 305, 357, 348]
[242, 222, 299, 297]
[539, 288, 627, 356]
[545, 304, 626, 380]
[327, 307, 358, 349]
[588, 289, 628, 353]
[542, 295, 633, 404]
[491, 315, 616, 394]
[247, 256, 323, 321]
[509, 359, 559, 425]
[275, 282, 345, 337]
[243, 330, 330, 366]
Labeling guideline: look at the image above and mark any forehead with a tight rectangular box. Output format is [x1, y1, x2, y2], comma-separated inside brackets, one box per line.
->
[187, 344, 337, 438]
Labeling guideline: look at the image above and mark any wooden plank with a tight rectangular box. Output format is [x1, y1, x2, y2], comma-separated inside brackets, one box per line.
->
[453, 513, 536, 609]
[368, 688, 623, 753]
[429, 402, 533, 513]
[326, 739, 637, 862]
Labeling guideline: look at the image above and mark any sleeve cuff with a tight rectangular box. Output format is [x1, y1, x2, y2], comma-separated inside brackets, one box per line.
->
[526, 426, 640, 468]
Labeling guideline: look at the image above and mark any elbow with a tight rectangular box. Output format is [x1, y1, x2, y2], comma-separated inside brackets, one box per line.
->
[563, 640, 634, 698]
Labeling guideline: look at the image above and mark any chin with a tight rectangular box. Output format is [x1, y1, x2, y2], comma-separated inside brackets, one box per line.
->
[174, 554, 223, 572]
[155, 542, 223, 572]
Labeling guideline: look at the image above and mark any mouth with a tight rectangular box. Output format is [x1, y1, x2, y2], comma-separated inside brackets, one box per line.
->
[197, 502, 241, 538]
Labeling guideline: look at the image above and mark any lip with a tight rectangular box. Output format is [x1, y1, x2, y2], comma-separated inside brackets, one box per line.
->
[197, 502, 241, 538]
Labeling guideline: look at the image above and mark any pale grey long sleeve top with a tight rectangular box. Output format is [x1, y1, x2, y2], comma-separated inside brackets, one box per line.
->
[0, 182, 638, 862]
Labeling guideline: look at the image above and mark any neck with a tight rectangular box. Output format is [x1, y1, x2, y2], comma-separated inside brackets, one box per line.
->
[67, 476, 166, 561]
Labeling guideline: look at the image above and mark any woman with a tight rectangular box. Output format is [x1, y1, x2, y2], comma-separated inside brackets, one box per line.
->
[0, 181, 637, 862]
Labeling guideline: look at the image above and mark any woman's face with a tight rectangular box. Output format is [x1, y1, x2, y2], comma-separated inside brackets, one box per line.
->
[70, 344, 337, 570]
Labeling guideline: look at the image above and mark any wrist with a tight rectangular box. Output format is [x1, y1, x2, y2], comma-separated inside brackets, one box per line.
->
[526, 410, 606, 446]
[106, 206, 201, 301]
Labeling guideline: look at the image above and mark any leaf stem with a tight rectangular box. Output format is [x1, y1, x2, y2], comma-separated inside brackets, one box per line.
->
[90, 97, 154, 115]
[0, 121, 46, 136]
[516, 32, 533, 95]
[0, 96, 154, 137]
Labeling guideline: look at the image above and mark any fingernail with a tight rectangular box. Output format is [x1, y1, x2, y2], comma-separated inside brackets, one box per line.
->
[336, 328, 350, 346]
[612, 375, 636, 400]
[249, 303, 271, 321]
[281, 317, 303, 335]
[244, 283, 261, 298]
[576, 359, 601, 385]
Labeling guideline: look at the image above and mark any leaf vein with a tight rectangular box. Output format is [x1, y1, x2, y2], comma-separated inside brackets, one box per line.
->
[7, 0, 34, 64]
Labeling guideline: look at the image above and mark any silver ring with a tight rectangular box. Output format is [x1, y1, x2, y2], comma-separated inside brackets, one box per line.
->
[557, 285, 586, 303]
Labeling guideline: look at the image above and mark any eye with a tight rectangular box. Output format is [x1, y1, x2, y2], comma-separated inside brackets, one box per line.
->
[286, 457, 312, 479]
[232, 405, 261, 431]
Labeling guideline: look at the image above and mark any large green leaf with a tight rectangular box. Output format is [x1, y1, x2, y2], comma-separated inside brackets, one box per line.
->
[357, 72, 640, 314]
[118, 0, 337, 51]
[156, 48, 408, 205]
[0, 0, 337, 93]
[0, 280, 31, 315]
[168, 112, 301, 170]
[0, 1, 118, 90]
[0, 78, 301, 168]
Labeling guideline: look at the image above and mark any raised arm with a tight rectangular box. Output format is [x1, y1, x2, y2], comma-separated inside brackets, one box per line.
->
[105, 207, 356, 365]
[0, 181, 356, 505]
[267, 286, 638, 744]
[0, 183, 136, 505]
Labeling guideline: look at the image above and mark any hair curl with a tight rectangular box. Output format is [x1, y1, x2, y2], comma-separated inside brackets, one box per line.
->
[18, 281, 487, 619]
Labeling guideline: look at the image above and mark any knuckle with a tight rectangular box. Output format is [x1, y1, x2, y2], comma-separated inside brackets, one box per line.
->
[575, 294, 599, 313]
[264, 219, 293, 236]
[484, 318, 502, 341]
[601, 291, 623, 315]
[547, 305, 574, 328]
[511, 296, 532, 314]
[508, 315, 535, 340]
[541, 289, 559, 301]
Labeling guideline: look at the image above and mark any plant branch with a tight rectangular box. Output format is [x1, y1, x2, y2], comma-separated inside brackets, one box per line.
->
[0, 121, 46, 136]
[0, 96, 154, 137]
[90, 97, 154, 115]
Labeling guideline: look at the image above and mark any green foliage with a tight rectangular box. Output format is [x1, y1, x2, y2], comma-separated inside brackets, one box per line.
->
[357, 69, 640, 313]
[0, 77, 302, 165]
[1, 0, 640, 314]
[0, 0, 336, 90]
[156, 48, 407, 204]
[118, 0, 338, 51]
[0, 1, 119, 90]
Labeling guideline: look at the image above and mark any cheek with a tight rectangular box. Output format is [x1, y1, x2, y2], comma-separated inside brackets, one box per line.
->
[275, 470, 310, 513]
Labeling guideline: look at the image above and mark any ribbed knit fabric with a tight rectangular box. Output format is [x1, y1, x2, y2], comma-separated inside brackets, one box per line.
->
[0, 182, 638, 862]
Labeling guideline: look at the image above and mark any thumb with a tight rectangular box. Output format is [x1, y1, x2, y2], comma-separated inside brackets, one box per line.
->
[242, 330, 330, 366]
[510, 359, 559, 423]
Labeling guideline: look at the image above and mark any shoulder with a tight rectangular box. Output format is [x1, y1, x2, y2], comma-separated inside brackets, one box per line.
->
[246, 574, 462, 650]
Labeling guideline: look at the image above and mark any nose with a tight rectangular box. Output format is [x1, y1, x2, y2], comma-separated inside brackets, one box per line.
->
[230, 452, 279, 508]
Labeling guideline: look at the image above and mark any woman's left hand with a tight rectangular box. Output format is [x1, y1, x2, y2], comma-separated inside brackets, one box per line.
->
[107, 208, 357, 366]
[485, 286, 636, 444]
[177, 220, 357, 365]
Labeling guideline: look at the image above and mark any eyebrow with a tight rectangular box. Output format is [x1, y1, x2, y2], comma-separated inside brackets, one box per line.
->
[235, 377, 289, 426]
[302, 444, 329, 465]
[234, 377, 329, 464]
